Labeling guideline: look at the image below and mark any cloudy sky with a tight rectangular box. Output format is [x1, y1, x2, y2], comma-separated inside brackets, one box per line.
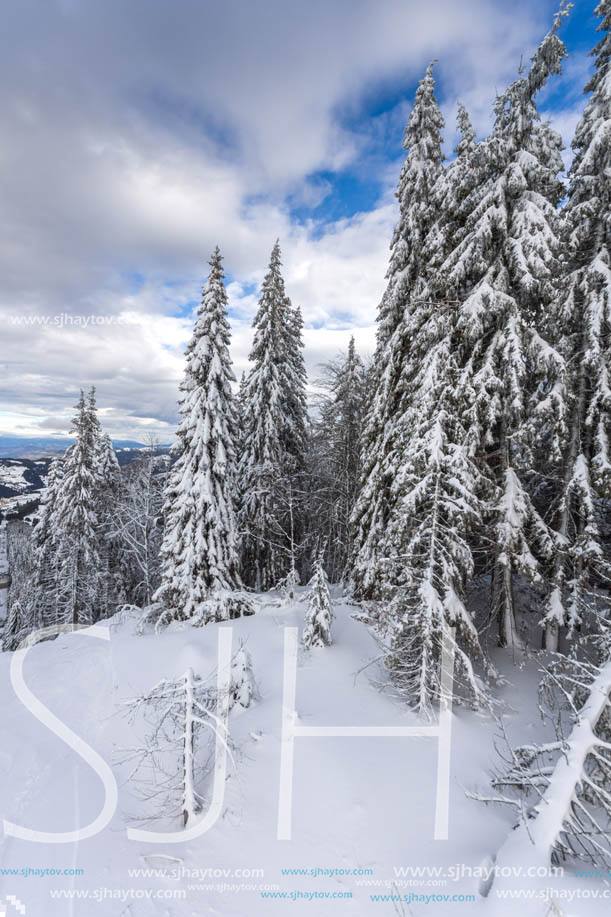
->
[0, 0, 598, 441]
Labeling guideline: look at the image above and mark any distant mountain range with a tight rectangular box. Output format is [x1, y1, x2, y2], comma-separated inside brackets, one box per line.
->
[0, 441, 172, 520]
[0, 435, 160, 459]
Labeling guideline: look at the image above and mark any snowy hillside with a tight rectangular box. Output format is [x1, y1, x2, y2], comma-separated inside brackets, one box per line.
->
[0, 459, 50, 498]
[0, 594, 606, 917]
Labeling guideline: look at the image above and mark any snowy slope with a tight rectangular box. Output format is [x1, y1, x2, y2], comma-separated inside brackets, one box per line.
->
[0, 594, 605, 916]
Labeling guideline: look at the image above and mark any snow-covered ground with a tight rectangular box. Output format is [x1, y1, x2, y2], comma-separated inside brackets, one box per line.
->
[0, 594, 606, 916]
[0, 492, 43, 517]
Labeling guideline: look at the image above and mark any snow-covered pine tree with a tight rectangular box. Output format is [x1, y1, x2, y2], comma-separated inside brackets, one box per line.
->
[351, 62, 444, 599]
[541, 0, 611, 650]
[155, 248, 250, 627]
[310, 337, 367, 581]
[303, 551, 333, 649]
[53, 389, 103, 627]
[439, 11, 569, 647]
[239, 241, 308, 590]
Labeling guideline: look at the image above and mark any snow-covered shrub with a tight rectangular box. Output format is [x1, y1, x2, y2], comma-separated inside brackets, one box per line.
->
[230, 646, 255, 709]
[135, 591, 255, 635]
[122, 667, 220, 827]
[276, 566, 300, 603]
[123, 647, 255, 828]
[190, 593, 256, 627]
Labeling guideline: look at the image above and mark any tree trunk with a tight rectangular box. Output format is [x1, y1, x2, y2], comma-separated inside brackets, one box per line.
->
[542, 353, 586, 650]
[182, 668, 196, 827]
[494, 418, 520, 648]
[495, 560, 519, 648]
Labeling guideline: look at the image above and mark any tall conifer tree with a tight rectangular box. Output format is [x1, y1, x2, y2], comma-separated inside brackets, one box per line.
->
[31, 457, 64, 627]
[311, 337, 367, 581]
[352, 62, 445, 598]
[542, 0, 611, 648]
[54, 389, 103, 627]
[239, 241, 308, 590]
[439, 12, 569, 646]
[156, 248, 244, 623]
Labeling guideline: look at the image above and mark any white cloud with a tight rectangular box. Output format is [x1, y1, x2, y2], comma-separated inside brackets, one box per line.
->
[0, 0, 590, 438]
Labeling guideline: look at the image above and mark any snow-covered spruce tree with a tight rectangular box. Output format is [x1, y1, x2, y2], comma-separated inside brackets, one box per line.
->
[368, 115, 493, 708]
[455, 102, 476, 159]
[155, 248, 251, 627]
[229, 645, 255, 709]
[235, 371, 248, 457]
[99, 433, 120, 489]
[86, 386, 103, 473]
[97, 433, 123, 614]
[351, 62, 444, 599]
[379, 290, 491, 712]
[53, 389, 103, 627]
[98, 433, 121, 498]
[377, 61, 445, 350]
[541, 0, 611, 650]
[303, 551, 333, 649]
[282, 300, 308, 469]
[274, 301, 309, 587]
[481, 633, 611, 868]
[239, 241, 308, 590]
[3, 523, 35, 650]
[310, 337, 367, 581]
[426, 103, 479, 281]
[438, 12, 569, 647]
[31, 456, 64, 628]
[3, 599, 24, 652]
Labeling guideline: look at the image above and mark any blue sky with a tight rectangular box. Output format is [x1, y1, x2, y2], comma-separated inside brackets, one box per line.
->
[0, 0, 601, 440]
